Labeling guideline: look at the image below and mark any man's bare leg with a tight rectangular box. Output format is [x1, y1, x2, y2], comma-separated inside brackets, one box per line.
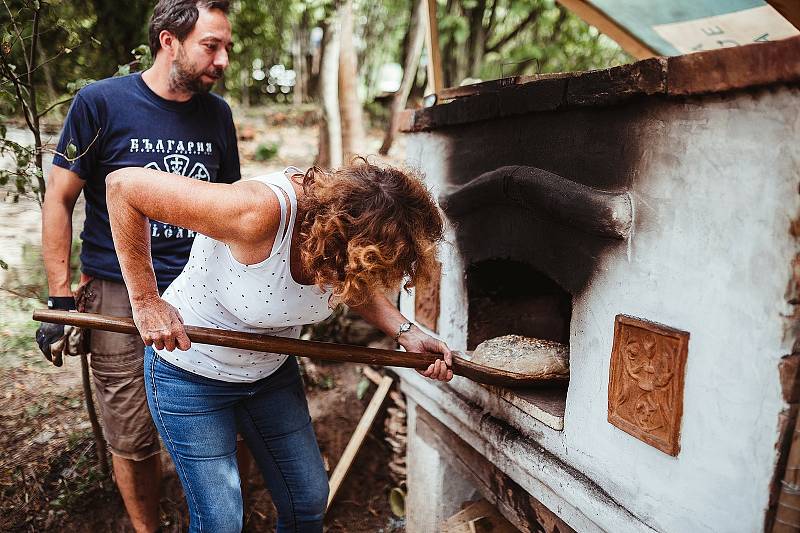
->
[113, 453, 162, 533]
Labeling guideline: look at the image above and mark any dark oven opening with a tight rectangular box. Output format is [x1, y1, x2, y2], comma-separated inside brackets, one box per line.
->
[467, 259, 572, 351]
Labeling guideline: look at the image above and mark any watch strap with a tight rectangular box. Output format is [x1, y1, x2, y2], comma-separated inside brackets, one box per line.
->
[393, 321, 413, 342]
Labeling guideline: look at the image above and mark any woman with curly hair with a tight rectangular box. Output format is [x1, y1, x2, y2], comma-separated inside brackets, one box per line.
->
[105, 159, 452, 533]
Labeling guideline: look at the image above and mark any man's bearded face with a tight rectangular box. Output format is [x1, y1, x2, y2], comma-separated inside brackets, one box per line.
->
[169, 43, 223, 94]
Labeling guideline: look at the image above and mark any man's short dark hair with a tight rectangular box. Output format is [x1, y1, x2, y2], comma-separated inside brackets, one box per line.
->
[149, 0, 230, 56]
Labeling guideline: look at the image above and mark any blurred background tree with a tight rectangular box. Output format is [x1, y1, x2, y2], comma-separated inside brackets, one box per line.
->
[437, 0, 630, 85]
[1, 0, 632, 184]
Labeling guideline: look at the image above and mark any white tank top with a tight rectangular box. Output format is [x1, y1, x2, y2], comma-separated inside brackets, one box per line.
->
[156, 168, 334, 382]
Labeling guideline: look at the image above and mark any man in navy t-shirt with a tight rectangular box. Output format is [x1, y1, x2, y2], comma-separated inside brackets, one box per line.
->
[36, 1, 239, 531]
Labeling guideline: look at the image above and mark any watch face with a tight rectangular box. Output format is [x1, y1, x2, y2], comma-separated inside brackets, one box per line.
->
[395, 322, 412, 340]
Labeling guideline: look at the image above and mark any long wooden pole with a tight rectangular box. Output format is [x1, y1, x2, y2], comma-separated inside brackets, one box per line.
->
[327, 374, 394, 510]
[80, 352, 109, 477]
[32, 310, 565, 388]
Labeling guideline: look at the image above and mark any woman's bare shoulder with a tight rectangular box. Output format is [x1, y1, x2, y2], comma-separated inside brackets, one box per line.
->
[230, 178, 283, 225]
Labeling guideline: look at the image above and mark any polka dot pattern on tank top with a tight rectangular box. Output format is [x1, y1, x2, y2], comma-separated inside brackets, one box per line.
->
[153, 172, 334, 383]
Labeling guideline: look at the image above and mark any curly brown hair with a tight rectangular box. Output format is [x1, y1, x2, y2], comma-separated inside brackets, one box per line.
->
[296, 159, 444, 307]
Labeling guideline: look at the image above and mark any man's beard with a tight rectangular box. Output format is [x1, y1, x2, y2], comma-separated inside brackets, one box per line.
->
[169, 46, 223, 94]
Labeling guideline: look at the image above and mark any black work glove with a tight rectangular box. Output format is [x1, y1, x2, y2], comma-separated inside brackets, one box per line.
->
[36, 296, 77, 367]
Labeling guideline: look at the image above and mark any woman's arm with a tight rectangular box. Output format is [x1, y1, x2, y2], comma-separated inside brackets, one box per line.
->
[106, 168, 280, 246]
[106, 168, 281, 350]
[350, 293, 453, 382]
[110, 190, 189, 351]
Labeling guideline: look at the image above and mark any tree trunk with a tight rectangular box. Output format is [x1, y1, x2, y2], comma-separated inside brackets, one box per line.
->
[294, 7, 311, 104]
[27, 7, 45, 203]
[440, 0, 457, 87]
[240, 68, 250, 108]
[338, 0, 365, 159]
[379, 0, 426, 155]
[37, 46, 57, 104]
[308, 16, 324, 101]
[292, 26, 305, 104]
[318, 8, 342, 168]
[467, 0, 488, 78]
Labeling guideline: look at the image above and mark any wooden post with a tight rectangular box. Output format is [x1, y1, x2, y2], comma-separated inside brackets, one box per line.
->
[318, 13, 342, 168]
[423, 0, 444, 96]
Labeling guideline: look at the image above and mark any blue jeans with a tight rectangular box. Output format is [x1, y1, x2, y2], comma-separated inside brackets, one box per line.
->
[144, 347, 328, 532]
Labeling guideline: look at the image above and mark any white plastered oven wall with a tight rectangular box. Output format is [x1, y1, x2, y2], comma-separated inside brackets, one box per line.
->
[399, 86, 800, 532]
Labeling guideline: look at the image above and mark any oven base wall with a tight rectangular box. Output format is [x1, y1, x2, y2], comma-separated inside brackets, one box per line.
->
[405, 398, 480, 532]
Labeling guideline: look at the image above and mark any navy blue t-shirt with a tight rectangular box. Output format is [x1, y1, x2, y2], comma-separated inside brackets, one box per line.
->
[52, 73, 241, 289]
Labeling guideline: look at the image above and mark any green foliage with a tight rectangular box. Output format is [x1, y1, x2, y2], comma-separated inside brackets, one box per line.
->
[89, 0, 150, 68]
[319, 374, 335, 390]
[436, 0, 632, 86]
[49, 432, 109, 511]
[356, 375, 371, 399]
[2, 0, 632, 123]
[115, 44, 153, 77]
[484, 3, 631, 78]
[0, 133, 43, 204]
[2, 240, 82, 303]
[0, 294, 40, 364]
[254, 141, 280, 161]
[65, 78, 95, 94]
[363, 99, 391, 129]
[0, 0, 103, 205]
[355, 0, 414, 102]
[225, 0, 294, 104]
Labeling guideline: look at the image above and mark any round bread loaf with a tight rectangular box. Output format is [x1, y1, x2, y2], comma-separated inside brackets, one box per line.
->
[471, 335, 569, 379]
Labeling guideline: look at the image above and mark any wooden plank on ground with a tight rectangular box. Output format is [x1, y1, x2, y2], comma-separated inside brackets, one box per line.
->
[442, 499, 520, 533]
[327, 374, 394, 510]
[362, 365, 384, 386]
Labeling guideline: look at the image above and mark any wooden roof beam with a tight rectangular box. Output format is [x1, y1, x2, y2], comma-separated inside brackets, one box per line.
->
[767, 0, 800, 30]
[556, 0, 658, 59]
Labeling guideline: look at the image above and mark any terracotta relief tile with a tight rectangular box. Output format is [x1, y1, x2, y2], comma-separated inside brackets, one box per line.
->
[608, 315, 689, 456]
[414, 261, 441, 333]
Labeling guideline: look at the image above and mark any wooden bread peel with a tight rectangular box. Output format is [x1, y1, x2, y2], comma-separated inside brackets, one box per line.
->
[33, 310, 568, 388]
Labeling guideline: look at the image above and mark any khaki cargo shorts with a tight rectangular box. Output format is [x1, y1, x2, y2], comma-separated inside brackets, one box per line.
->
[83, 278, 160, 461]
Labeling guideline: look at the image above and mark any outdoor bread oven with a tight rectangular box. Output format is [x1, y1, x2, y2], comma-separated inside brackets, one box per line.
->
[394, 37, 800, 532]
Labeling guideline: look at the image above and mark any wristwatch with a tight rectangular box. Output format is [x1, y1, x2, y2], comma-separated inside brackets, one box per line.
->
[393, 321, 413, 342]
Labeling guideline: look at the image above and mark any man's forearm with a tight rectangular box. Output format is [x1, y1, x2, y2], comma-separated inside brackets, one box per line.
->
[42, 198, 75, 296]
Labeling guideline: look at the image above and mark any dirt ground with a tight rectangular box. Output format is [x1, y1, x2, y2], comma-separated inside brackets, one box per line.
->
[1, 344, 405, 532]
[0, 106, 410, 532]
